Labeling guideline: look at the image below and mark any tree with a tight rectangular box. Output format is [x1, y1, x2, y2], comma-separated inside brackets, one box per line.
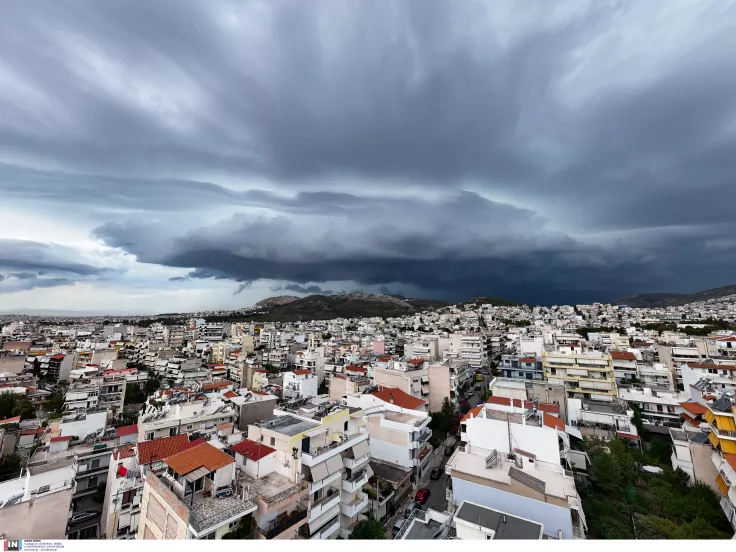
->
[42, 394, 65, 414]
[0, 453, 22, 478]
[124, 384, 145, 405]
[0, 394, 35, 420]
[222, 515, 253, 539]
[348, 518, 386, 539]
[440, 398, 454, 434]
[318, 380, 329, 395]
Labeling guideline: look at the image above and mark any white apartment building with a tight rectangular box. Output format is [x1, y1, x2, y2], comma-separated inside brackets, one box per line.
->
[283, 370, 318, 400]
[137, 399, 237, 443]
[372, 362, 428, 411]
[611, 351, 638, 383]
[64, 373, 126, 416]
[447, 405, 586, 539]
[543, 349, 617, 402]
[680, 362, 736, 392]
[248, 401, 370, 539]
[347, 391, 432, 480]
[448, 334, 487, 369]
[617, 387, 687, 429]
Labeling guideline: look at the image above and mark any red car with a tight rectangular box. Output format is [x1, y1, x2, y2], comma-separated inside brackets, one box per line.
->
[415, 488, 430, 504]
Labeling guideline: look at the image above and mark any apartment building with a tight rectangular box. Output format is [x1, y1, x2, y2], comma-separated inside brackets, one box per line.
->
[247, 400, 370, 539]
[500, 355, 543, 380]
[657, 342, 708, 389]
[543, 349, 617, 402]
[447, 405, 586, 539]
[611, 351, 638, 383]
[137, 399, 237, 443]
[448, 334, 487, 369]
[567, 398, 638, 442]
[489, 378, 568, 422]
[64, 372, 126, 416]
[451, 501, 544, 539]
[230, 439, 309, 539]
[681, 362, 736, 392]
[637, 363, 674, 389]
[283, 370, 318, 401]
[137, 442, 257, 540]
[617, 387, 686, 429]
[425, 360, 471, 412]
[373, 362, 428, 411]
[347, 391, 432, 480]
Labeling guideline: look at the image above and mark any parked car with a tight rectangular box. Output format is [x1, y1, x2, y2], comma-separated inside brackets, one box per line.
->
[415, 487, 431, 504]
[404, 501, 420, 518]
[392, 519, 406, 537]
[430, 467, 443, 480]
[445, 445, 454, 457]
[69, 511, 98, 526]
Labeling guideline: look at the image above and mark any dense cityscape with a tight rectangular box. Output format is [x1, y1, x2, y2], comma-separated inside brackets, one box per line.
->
[1, 292, 736, 540]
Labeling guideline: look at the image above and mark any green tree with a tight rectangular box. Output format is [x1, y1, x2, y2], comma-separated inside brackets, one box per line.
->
[0, 453, 22, 478]
[348, 518, 386, 539]
[439, 398, 454, 434]
[631, 405, 645, 437]
[42, 393, 65, 414]
[318, 380, 329, 395]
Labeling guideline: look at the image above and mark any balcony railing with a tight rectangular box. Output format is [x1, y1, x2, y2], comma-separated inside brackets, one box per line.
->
[712, 426, 736, 439]
[257, 503, 307, 539]
[415, 429, 432, 443]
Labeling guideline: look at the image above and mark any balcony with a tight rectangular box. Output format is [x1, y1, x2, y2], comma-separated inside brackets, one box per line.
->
[256, 503, 308, 539]
[711, 425, 736, 440]
[342, 469, 368, 493]
[343, 452, 370, 470]
[721, 495, 736, 531]
[340, 492, 368, 517]
[414, 428, 432, 444]
[309, 469, 342, 495]
[301, 429, 368, 467]
[298, 514, 340, 540]
[308, 489, 341, 521]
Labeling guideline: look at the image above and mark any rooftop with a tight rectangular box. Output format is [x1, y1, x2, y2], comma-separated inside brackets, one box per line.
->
[454, 501, 543, 539]
[405, 517, 443, 539]
[382, 411, 426, 426]
[372, 387, 425, 410]
[189, 490, 256, 534]
[256, 414, 320, 436]
[138, 434, 190, 465]
[230, 439, 275, 462]
[164, 442, 234, 476]
[368, 460, 411, 484]
[239, 471, 307, 505]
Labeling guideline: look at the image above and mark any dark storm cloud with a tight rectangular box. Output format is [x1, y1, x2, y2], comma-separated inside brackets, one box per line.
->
[3, 1, 736, 303]
[271, 284, 337, 296]
[0, 239, 110, 293]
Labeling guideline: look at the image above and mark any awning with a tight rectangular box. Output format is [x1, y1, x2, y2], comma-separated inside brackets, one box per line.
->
[352, 440, 370, 459]
[565, 425, 583, 440]
[310, 461, 328, 482]
[183, 466, 211, 483]
[325, 454, 343, 475]
[305, 426, 328, 438]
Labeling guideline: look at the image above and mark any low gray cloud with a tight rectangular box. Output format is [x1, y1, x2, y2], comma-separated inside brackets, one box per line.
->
[0, 239, 111, 293]
[3, 1, 736, 305]
[271, 284, 337, 296]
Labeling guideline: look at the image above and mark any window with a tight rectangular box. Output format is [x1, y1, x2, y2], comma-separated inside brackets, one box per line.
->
[37, 485, 50, 494]
[344, 421, 349, 432]
[228, 520, 239, 530]
[122, 490, 134, 506]
[186, 424, 193, 430]
[88, 476, 98, 488]
[146, 432, 154, 440]
[270, 437, 276, 447]
[90, 459, 100, 469]
[486, 535, 492, 540]
[169, 428, 177, 437]
[550, 368, 557, 375]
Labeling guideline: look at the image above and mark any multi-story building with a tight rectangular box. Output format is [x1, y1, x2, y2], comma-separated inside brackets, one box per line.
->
[283, 370, 318, 401]
[63, 373, 126, 417]
[448, 334, 487, 369]
[247, 400, 370, 539]
[347, 390, 432, 481]
[137, 399, 237, 443]
[680, 362, 736, 392]
[373, 362, 428, 411]
[611, 351, 638, 383]
[543, 349, 617, 402]
[137, 442, 257, 540]
[499, 355, 543, 380]
[617, 387, 686, 429]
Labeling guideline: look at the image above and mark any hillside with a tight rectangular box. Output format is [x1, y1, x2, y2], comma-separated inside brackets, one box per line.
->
[458, 296, 521, 308]
[615, 284, 736, 307]
[247, 293, 450, 321]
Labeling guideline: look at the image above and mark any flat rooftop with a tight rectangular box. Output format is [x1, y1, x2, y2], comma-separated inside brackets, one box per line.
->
[383, 411, 425, 426]
[239, 471, 306, 505]
[406, 518, 443, 539]
[257, 414, 320, 436]
[369, 460, 411, 484]
[583, 401, 626, 415]
[189, 491, 256, 534]
[455, 501, 543, 539]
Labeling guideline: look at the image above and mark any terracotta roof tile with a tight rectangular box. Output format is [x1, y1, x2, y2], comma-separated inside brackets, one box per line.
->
[0, 415, 21, 425]
[138, 434, 190, 465]
[292, 369, 311, 376]
[202, 381, 232, 391]
[50, 435, 72, 442]
[407, 359, 425, 365]
[113, 445, 136, 460]
[164, 442, 234, 476]
[612, 351, 636, 361]
[543, 412, 564, 431]
[536, 403, 561, 414]
[230, 439, 276, 462]
[21, 428, 45, 435]
[461, 405, 484, 422]
[687, 363, 736, 371]
[223, 391, 238, 399]
[116, 424, 138, 437]
[680, 401, 707, 415]
[371, 387, 424, 410]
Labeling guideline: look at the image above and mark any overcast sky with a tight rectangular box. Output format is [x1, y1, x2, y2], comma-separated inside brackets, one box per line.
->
[2, 0, 736, 313]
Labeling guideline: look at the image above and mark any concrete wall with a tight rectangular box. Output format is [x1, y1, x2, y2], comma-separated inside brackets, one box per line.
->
[464, 416, 560, 465]
[0, 488, 73, 539]
[137, 472, 189, 540]
[238, 398, 277, 432]
[428, 364, 450, 413]
[373, 369, 412, 394]
[451, 476, 572, 539]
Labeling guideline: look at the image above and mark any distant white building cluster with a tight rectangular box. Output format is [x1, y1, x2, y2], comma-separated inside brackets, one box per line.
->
[2, 291, 736, 539]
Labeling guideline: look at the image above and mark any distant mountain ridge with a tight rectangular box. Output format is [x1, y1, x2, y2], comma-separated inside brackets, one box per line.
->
[247, 292, 450, 321]
[615, 284, 736, 307]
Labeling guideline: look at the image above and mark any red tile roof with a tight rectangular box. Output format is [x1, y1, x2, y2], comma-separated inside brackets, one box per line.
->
[536, 403, 561, 415]
[202, 381, 232, 391]
[612, 351, 636, 361]
[50, 435, 73, 442]
[486, 396, 533, 409]
[217, 423, 232, 431]
[164, 442, 234, 476]
[230, 439, 276, 462]
[687, 363, 736, 371]
[461, 405, 484, 422]
[293, 369, 311, 376]
[0, 415, 21, 425]
[223, 391, 238, 399]
[21, 428, 45, 435]
[519, 357, 537, 363]
[543, 412, 564, 431]
[372, 387, 424, 410]
[680, 402, 707, 415]
[50, 354, 65, 360]
[137, 434, 190, 465]
[617, 431, 639, 440]
[180, 438, 206, 451]
[113, 445, 135, 460]
[407, 359, 425, 365]
[345, 365, 367, 373]
[116, 424, 138, 437]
